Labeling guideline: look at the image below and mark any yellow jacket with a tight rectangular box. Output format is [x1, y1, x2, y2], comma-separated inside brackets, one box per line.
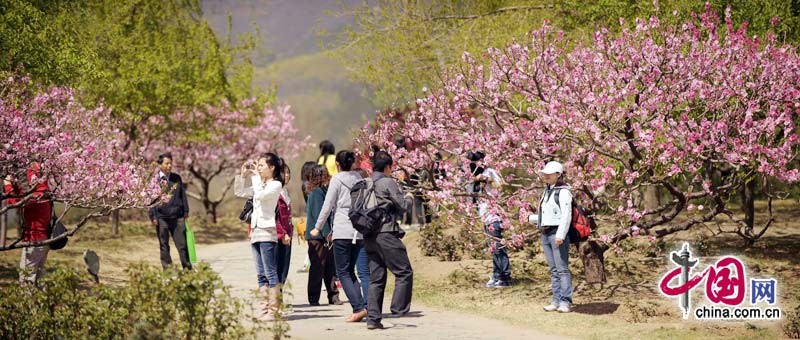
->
[318, 155, 338, 176]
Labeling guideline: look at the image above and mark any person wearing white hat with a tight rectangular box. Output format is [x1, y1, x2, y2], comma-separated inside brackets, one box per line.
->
[536, 161, 574, 313]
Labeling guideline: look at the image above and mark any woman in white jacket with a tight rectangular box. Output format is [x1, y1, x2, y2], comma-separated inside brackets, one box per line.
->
[235, 152, 284, 321]
[536, 161, 574, 313]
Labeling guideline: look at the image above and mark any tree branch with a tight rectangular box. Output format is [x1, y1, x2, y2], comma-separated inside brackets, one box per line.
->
[185, 190, 203, 201]
[0, 210, 110, 251]
[0, 192, 37, 215]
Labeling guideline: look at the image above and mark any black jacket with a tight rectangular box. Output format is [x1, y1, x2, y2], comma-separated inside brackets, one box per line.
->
[149, 172, 190, 220]
[370, 172, 412, 233]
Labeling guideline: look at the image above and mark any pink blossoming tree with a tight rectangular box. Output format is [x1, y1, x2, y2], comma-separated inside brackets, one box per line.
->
[358, 6, 800, 254]
[152, 101, 309, 223]
[0, 77, 159, 250]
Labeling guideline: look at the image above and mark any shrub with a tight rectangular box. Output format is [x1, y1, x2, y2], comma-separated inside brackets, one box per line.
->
[0, 263, 256, 339]
[436, 235, 463, 262]
[419, 222, 445, 257]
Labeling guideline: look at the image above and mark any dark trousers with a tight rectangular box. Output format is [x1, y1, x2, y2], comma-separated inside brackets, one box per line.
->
[307, 240, 340, 304]
[332, 239, 366, 313]
[157, 217, 192, 270]
[404, 195, 429, 224]
[485, 221, 511, 282]
[276, 242, 291, 284]
[365, 232, 413, 324]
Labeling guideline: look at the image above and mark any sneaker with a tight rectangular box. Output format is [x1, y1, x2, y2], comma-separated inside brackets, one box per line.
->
[494, 280, 512, 288]
[557, 305, 572, 313]
[367, 322, 384, 330]
[482, 277, 497, 288]
[543, 304, 558, 312]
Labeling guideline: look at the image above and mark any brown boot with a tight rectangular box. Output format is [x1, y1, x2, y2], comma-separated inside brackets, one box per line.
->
[257, 286, 271, 321]
[265, 286, 282, 321]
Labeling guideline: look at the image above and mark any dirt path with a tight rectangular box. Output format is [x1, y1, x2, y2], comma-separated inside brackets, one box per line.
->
[198, 240, 573, 340]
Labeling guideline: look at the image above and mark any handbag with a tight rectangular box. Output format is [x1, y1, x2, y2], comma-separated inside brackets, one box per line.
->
[238, 198, 253, 223]
[49, 201, 68, 250]
[185, 220, 197, 264]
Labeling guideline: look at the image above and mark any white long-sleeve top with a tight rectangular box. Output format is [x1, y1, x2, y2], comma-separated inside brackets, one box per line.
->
[537, 185, 573, 241]
[234, 175, 282, 243]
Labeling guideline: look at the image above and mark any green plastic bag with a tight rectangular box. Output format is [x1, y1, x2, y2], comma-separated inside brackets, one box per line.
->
[185, 221, 197, 264]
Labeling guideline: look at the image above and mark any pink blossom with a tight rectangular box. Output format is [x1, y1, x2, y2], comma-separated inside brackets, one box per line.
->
[353, 7, 800, 251]
[1, 77, 158, 211]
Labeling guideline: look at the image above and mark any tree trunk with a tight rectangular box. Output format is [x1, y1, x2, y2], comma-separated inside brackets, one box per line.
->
[643, 186, 660, 211]
[579, 240, 606, 284]
[741, 179, 756, 237]
[206, 201, 218, 224]
[200, 195, 220, 224]
[112, 210, 120, 236]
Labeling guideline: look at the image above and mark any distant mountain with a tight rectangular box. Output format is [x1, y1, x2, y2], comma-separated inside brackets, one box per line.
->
[259, 50, 377, 156]
[203, 0, 378, 149]
[202, 0, 379, 213]
[203, 0, 362, 61]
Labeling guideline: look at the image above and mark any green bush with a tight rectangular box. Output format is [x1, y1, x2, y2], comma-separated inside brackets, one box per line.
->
[0, 263, 256, 339]
[459, 227, 489, 260]
[436, 235, 463, 262]
[418, 222, 446, 257]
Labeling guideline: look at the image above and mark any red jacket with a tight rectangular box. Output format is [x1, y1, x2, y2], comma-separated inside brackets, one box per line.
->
[276, 194, 292, 240]
[24, 163, 51, 241]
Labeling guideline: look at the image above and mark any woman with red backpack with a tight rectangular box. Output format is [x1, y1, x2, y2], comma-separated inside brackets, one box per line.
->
[536, 161, 574, 313]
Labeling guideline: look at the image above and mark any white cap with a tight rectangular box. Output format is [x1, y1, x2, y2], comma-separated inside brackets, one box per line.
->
[538, 161, 564, 174]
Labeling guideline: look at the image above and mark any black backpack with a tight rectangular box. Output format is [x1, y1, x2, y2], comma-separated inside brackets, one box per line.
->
[348, 177, 388, 237]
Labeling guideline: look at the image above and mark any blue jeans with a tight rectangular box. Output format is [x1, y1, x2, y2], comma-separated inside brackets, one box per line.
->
[276, 242, 292, 284]
[541, 231, 572, 306]
[485, 221, 511, 282]
[251, 241, 279, 288]
[356, 246, 370, 307]
[332, 239, 366, 313]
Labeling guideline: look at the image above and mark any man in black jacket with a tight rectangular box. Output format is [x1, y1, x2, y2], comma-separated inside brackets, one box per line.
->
[364, 151, 414, 330]
[148, 153, 192, 270]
